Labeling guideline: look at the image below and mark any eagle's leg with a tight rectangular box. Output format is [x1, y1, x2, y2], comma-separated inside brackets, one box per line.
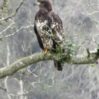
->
[43, 48, 48, 54]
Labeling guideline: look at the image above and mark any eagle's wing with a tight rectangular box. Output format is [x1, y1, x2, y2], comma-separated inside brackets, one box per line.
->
[48, 12, 65, 71]
[49, 12, 64, 45]
[34, 23, 44, 50]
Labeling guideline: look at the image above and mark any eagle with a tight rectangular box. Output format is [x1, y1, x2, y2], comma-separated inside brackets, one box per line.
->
[34, 0, 64, 70]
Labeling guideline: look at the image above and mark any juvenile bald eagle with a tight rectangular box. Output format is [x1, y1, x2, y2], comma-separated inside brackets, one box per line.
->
[34, 0, 64, 70]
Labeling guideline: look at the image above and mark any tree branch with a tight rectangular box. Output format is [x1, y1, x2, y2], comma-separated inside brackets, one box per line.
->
[0, 52, 52, 78]
[0, 49, 99, 79]
[0, 0, 25, 22]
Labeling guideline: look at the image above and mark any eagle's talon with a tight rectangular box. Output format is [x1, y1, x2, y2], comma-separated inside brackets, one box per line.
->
[44, 48, 48, 54]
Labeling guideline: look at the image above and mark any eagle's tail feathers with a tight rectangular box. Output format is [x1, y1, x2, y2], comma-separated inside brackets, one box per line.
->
[54, 60, 63, 71]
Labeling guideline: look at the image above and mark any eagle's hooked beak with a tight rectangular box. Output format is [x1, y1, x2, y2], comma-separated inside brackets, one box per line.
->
[33, 2, 40, 6]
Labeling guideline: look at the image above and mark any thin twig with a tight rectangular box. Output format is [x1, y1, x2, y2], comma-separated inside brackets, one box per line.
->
[0, 0, 25, 22]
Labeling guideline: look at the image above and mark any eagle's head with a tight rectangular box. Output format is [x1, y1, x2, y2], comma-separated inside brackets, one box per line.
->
[37, 0, 52, 12]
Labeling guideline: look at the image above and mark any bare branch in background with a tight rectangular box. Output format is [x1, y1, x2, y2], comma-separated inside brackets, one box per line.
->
[0, 20, 15, 35]
[0, 0, 25, 40]
[1, 0, 9, 14]
[5, 24, 34, 38]
[0, 0, 25, 22]
[0, 86, 7, 92]
[0, 24, 34, 40]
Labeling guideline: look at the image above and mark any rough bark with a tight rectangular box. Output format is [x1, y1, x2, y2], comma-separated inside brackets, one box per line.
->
[0, 49, 99, 78]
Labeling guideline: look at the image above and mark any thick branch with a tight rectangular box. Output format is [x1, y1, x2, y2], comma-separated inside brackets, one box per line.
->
[0, 52, 52, 78]
[0, 50, 99, 78]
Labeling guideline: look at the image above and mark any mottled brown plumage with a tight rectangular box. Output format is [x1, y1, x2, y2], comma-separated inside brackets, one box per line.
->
[34, 0, 64, 70]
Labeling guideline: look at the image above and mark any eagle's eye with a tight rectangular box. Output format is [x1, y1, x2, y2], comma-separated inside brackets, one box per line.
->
[40, 1, 47, 7]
